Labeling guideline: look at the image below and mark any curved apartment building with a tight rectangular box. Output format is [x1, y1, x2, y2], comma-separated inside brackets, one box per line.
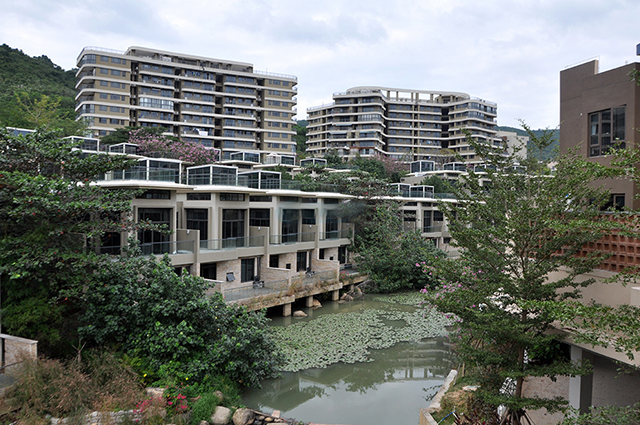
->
[75, 46, 298, 160]
[306, 87, 502, 163]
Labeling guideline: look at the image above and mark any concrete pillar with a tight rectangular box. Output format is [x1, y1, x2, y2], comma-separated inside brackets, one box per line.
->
[569, 346, 594, 415]
[306, 296, 314, 308]
[332, 289, 340, 301]
[282, 303, 291, 317]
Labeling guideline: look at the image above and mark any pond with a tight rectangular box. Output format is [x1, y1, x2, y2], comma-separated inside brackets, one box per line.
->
[242, 294, 455, 425]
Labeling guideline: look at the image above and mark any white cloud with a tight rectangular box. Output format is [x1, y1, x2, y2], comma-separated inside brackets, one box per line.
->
[1, 0, 639, 128]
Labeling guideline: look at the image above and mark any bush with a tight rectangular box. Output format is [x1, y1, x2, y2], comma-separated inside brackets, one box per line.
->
[79, 253, 283, 388]
[5, 351, 144, 423]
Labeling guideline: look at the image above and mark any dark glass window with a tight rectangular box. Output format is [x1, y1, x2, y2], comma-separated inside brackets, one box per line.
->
[297, 251, 308, 272]
[249, 195, 272, 202]
[282, 209, 299, 242]
[138, 208, 171, 254]
[250, 209, 270, 227]
[137, 189, 171, 199]
[220, 193, 245, 201]
[589, 106, 625, 157]
[200, 263, 217, 280]
[241, 258, 255, 282]
[302, 209, 316, 225]
[186, 209, 208, 240]
[187, 193, 211, 200]
[324, 198, 340, 204]
[269, 254, 279, 268]
[433, 211, 444, 222]
[222, 209, 245, 246]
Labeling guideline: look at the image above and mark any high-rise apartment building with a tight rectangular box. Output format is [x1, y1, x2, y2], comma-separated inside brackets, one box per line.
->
[306, 87, 502, 163]
[75, 46, 298, 160]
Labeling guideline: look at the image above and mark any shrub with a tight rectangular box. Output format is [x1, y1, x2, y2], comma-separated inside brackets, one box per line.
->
[5, 351, 144, 423]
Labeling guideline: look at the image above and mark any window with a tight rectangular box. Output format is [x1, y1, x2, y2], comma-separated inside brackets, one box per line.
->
[249, 195, 272, 202]
[186, 209, 208, 240]
[589, 106, 625, 157]
[137, 190, 170, 199]
[249, 209, 270, 227]
[241, 258, 255, 282]
[269, 254, 279, 268]
[137, 208, 171, 254]
[326, 210, 339, 238]
[200, 263, 217, 280]
[220, 193, 245, 201]
[280, 196, 299, 203]
[301, 209, 316, 225]
[296, 251, 308, 272]
[433, 211, 444, 222]
[319, 248, 325, 260]
[282, 209, 299, 242]
[187, 193, 211, 200]
[301, 198, 317, 203]
[222, 209, 245, 245]
[324, 198, 339, 204]
[100, 80, 109, 87]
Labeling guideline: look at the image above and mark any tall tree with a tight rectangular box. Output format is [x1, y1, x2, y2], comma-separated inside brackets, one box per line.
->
[0, 128, 139, 355]
[420, 128, 620, 423]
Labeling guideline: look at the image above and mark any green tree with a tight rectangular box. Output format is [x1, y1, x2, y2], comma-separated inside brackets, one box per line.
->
[420, 128, 620, 423]
[354, 204, 442, 292]
[420, 175, 455, 194]
[0, 128, 139, 356]
[79, 251, 283, 388]
[293, 119, 308, 157]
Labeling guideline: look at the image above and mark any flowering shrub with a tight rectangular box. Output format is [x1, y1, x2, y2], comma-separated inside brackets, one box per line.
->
[128, 129, 219, 165]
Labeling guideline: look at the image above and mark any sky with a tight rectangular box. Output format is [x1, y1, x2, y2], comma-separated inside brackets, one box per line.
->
[2, 0, 639, 129]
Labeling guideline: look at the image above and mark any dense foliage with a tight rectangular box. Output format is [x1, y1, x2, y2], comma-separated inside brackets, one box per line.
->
[80, 251, 283, 388]
[0, 128, 139, 355]
[421, 127, 621, 422]
[293, 119, 308, 157]
[0, 44, 82, 135]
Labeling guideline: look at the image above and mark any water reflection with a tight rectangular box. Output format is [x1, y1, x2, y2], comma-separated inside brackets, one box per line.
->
[244, 296, 454, 425]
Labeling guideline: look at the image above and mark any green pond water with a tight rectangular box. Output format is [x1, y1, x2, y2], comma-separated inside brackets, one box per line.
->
[242, 294, 454, 425]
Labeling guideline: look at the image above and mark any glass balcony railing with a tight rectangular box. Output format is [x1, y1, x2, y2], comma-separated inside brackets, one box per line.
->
[269, 232, 315, 245]
[139, 240, 195, 256]
[200, 236, 264, 251]
[319, 229, 351, 240]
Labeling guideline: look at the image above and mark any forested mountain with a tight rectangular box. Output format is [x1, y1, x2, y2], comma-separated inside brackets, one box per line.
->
[0, 44, 81, 134]
[497, 125, 559, 161]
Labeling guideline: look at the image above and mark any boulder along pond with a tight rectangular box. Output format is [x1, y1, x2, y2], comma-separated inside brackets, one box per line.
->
[242, 293, 455, 425]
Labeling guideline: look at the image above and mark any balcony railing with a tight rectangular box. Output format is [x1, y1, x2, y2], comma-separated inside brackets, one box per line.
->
[269, 232, 315, 245]
[319, 229, 351, 240]
[200, 235, 264, 251]
[139, 240, 195, 256]
[423, 225, 444, 233]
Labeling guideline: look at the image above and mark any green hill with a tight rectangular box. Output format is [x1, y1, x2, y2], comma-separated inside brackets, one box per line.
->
[498, 125, 559, 161]
[0, 44, 80, 134]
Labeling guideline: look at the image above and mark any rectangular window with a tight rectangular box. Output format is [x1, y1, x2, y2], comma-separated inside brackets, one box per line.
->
[249, 195, 272, 202]
[187, 193, 211, 200]
[200, 263, 217, 280]
[241, 258, 255, 282]
[296, 251, 308, 272]
[301, 198, 317, 203]
[589, 106, 625, 157]
[220, 193, 245, 201]
[301, 209, 316, 225]
[137, 208, 171, 254]
[433, 211, 444, 222]
[222, 209, 245, 244]
[100, 80, 109, 87]
[137, 189, 171, 199]
[249, 209, 270, 227]
[324, 198, 340, 204]
[319, 248, 325, 260]
[269, 254, 279, 268]
[186, 209, 208, 240]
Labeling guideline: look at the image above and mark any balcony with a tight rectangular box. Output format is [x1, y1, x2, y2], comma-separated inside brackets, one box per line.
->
[270, 232, 315, 245]
[319, 229, 351, 240]
[200, 236, 265, 251]
[139, 240, 195, 255]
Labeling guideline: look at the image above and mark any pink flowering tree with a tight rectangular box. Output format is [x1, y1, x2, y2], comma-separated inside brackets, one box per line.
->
[128, 129, 219, 165]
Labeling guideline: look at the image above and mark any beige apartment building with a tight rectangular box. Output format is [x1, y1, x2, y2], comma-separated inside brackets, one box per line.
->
[75, 46, 298, 160]
[306, 87, 503, 163]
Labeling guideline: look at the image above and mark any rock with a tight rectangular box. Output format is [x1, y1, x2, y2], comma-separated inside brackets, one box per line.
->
[214, 390, 224, 402]
[258, 416, 265, 420]
[199, 421, 209, 425]
[265, 417, 274, 423]
[293, 310, 307, 317]
[271, 410, 280, 418]
[211, 406, 232, 425]
[311, 299, 322, 308]
[146, 387, 165, 398]
[232, 408, 255, 425]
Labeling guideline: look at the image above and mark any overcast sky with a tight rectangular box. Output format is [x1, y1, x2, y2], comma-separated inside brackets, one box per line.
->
[2, 0, 639, 128]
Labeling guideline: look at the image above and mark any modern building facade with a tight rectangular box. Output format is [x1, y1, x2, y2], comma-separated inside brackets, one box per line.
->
[560, 59, 640, 210]
[557, 58, 640, 415]
[306, 87, 503, 163]
[75, 46, 298, 161]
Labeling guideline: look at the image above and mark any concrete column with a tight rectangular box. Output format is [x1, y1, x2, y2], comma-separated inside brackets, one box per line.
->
[332, 289, 340, 301]
[306, 296, 314, 308]
[569, 346, 594, 415]
[282, 303, 291, 317]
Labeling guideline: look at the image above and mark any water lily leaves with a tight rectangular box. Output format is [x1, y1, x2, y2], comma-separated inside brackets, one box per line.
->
[271, 299, 452, 372]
